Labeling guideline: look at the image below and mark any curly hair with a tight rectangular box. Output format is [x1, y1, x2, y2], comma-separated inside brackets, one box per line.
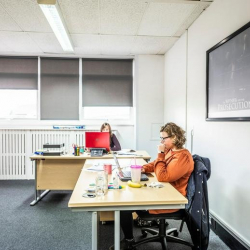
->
[160, 122, 186, 149]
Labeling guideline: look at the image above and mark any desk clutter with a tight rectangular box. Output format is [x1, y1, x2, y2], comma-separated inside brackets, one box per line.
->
[34, 143, 86, 156]
[82, 179, 160, 198]
[34, 143, 65, 156]
[83, 172, 124, 198]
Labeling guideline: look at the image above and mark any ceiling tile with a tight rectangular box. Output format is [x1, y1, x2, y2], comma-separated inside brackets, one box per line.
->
[0, 0, 52, 32]
[138, 2, 197, 37]
[101, 35, 135, 55]
[0, 31, 42, 53]
[158, 37, 179, 54]
[100, 0, 147, 35]
[0, 39, 12, 52]
[173, 2, 210, 37]
[131, 36, 177, 55]
[28, 32, 64, 54]
[0, 0, 211, 55]
[58, 0, 99, 34]
[71, 34, 101, 55]
[0, 4, 22, 31]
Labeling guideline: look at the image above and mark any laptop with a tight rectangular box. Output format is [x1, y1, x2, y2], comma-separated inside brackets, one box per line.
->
[113, 154, 149, 182]
[85, 132, 110, 156]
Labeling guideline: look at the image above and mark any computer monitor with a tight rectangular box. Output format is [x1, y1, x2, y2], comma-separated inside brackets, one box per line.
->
[85, 132, 110, 151]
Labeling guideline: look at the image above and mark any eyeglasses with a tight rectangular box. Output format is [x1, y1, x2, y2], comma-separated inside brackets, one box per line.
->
[160, 136, 171, 141]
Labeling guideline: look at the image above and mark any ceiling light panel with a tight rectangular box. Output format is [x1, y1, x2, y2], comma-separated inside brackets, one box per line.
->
[38, 0, 74, 52]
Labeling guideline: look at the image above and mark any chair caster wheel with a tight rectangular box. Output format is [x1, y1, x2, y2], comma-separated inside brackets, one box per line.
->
[173, 231, 178, 237]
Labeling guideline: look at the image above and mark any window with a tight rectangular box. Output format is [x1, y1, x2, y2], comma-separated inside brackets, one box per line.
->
[0, 57, 38, 120]
[40, 58, 79, 120]
[82, 59, 133, 107]
[82, 107, 131, 120]
[0, 90, 37, 119]
[0, 57, 134, 122]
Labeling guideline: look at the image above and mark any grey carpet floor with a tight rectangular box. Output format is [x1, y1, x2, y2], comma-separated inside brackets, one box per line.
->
[0, 180, 231, 250]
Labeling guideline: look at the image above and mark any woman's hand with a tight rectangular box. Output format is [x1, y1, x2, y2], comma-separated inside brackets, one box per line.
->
[157, 143, 165, 153]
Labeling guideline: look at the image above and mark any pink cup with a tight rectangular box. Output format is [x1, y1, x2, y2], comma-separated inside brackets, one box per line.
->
[104, 164, 112, 174]
[130, 165, 142, 183]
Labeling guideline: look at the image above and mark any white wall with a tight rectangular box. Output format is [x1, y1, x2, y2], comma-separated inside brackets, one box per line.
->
[164, 32, 187, 131]
[112, 125, 135, 149]
[164, 0, 250, 247]
[135, 55, 164, 159]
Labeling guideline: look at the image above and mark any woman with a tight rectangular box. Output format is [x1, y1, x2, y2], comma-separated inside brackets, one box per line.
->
[109, 122, 194, 250]
[100, 122, 121, 151]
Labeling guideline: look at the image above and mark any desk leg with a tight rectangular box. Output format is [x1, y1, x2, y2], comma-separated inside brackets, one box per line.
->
[92, 212, 99, 250]
[114, 210, 120, 250]
[30, 160, 50, 206]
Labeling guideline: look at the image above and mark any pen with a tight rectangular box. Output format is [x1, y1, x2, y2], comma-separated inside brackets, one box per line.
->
[108, 185, 124, 189]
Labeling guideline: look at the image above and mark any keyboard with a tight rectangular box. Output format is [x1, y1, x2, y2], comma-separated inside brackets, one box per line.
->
[122, 170, 132, 178]
[118, 170, 149, 181]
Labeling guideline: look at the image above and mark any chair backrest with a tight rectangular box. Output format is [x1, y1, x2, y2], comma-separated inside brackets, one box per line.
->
[185, 154, 211, 250]
[185, 155, 211, 210]
[185, 169, 195, 210]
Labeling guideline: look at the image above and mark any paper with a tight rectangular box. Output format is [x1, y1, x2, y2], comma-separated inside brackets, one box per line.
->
[85, 160, 116, 172]
[118, 149, 136, 154]
[117, 152, 136, 155]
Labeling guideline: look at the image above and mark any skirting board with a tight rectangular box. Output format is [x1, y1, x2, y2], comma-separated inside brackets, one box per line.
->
[210, 213, 249, 250]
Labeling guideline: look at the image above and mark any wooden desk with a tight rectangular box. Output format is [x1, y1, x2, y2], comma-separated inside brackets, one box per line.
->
[29, 151, 150, 206]
[68, 159, 188, 250]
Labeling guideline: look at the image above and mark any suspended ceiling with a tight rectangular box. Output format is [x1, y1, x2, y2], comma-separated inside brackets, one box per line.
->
[0, 0, 213, 57]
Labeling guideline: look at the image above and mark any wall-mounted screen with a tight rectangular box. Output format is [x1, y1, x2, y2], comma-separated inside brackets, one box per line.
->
[206, 22, 250, 121]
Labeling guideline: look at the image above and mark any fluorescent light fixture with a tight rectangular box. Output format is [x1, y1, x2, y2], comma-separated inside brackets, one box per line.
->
[38, 0, 74, 52]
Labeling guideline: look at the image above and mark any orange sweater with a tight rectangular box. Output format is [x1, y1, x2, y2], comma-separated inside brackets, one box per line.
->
[143, 148, 194, 214]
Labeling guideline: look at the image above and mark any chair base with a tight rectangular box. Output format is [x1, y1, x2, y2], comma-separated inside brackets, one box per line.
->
[133, 219, 193, 250]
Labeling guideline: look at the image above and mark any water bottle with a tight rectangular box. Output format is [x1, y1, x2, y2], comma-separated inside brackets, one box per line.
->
[95, 172, 107, 196]
[112, 170, 119, 189]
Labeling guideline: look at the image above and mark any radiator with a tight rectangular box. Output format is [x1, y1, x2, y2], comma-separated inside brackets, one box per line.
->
[0, 129, 97, 180]
[0, 130, 26, 179]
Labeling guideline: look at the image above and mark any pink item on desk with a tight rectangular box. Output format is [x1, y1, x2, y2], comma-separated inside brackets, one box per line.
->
[103, 164, 112, 174]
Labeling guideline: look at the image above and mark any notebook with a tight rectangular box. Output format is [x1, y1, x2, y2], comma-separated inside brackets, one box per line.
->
[113, 154, 148, 182]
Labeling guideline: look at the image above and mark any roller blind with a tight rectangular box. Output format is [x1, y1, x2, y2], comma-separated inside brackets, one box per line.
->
[0, 57, 38, 89]
[82, 59, 133, 107]
[40, 58, 79, 120]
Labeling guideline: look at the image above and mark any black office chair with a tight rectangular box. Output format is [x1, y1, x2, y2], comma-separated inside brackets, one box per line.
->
[132, 210, 193, 250]
[132, 154, 211, 250]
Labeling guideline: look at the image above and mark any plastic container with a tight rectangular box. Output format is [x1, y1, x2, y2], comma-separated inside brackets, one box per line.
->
[130, 165, 142, 183]
[95, 172, 108, 196]
[112, 170, 119, 189]
[79, 146, 85, 154]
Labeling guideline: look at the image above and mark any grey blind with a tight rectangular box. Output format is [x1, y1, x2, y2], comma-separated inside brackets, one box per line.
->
[82, 59, 133, 107]
[40, 58, 79, 120]
[0, 57, 38, 89]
